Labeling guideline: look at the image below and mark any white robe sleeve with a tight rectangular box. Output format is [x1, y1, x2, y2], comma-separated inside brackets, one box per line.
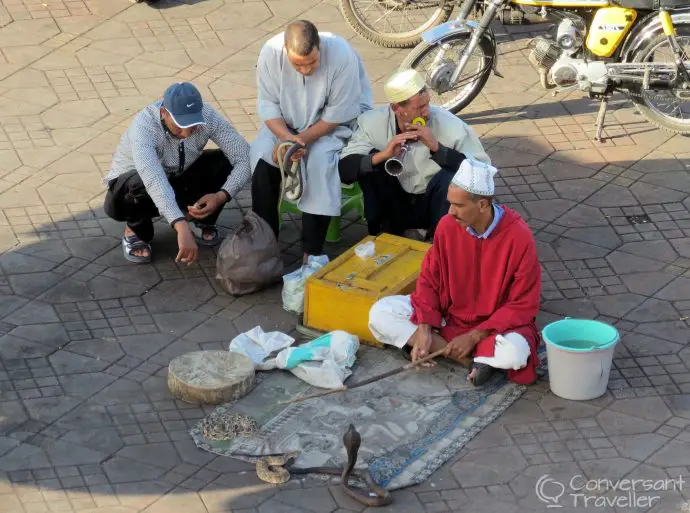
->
[339, 116, 376, 159]
[256, 45, 283, 122]
[322, 51, 365, 125]
[455, 123, 491, 165]
[356, 53, 374, 114]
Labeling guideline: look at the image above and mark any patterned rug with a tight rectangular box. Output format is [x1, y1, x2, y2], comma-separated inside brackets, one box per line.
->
[190, 344, 546, 491]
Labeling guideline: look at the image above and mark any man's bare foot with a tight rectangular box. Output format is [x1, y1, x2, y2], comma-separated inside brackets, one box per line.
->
[124, 226, 150, 258]
[466, 362, 495, 386]
[467, 366, 478, 383]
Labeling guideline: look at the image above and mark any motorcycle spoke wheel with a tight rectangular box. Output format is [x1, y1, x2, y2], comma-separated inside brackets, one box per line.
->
[400, 35, 493, 113]
[630, 28, 690, 134]
[339, 0, 454, 48]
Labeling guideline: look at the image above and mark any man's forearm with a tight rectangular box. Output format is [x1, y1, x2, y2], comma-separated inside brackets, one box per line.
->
[300, 119, 338, 145]
[172, 218, 190, 233]
[265, 118, 293, 141]
[371, 151, 389, 166]
[470, 329, 492, 344]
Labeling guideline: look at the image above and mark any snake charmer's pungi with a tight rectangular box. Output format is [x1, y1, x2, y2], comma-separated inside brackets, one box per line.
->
[250, 20, 373, 262]
[339, 69, 490, 241]
[368, 158, 542, 386]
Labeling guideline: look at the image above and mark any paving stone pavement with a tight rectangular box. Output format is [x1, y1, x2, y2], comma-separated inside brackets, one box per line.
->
[0, 1, 690, 512]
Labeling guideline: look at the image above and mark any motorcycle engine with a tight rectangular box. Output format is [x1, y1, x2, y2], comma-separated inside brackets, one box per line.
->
[529, 15, 585, 67]
[556, 18, 584, 55]
[528, 14, 607, 89]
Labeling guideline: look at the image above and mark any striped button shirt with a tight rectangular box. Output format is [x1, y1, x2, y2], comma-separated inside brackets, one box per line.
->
[103, 100, 252, 225]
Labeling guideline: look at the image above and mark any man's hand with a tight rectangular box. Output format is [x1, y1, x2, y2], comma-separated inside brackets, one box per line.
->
[188, 192, 227, 220]
[410, 324, 436, 368]
[405, 122, 439, 153]
[174, 221, 198, 266]
[273, 136, 307, 164]
[379, 133, 419, 161]
[286, 135, 307, 162]
[444, 330, 489, 362]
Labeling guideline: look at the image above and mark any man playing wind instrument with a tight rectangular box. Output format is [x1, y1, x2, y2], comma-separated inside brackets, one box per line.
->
[339, 68, 490, 241]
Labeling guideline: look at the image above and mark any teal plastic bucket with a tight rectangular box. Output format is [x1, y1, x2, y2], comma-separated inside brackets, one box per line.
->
[542, 318, 620, 401]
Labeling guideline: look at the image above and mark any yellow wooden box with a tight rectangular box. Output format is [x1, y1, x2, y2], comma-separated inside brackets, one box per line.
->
[303, 233, 432, 347]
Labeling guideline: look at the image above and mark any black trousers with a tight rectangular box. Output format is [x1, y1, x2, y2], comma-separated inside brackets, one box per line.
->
[358, 166, 455, 240]
[104, 149, 232, 243]
[251, 158, 331, 256]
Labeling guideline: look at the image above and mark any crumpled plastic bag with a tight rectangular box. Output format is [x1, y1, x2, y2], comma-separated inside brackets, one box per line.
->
[216, 210, 284, 296]
[276, 331, 359, 388]
[228, 326, 359, 389]
[281, 254, 329, 314]
[228, 326, 294, 371]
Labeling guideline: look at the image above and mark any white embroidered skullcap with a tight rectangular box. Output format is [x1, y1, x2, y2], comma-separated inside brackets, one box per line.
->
[384, 69, 426, 104]
[452, 157, 498, 196]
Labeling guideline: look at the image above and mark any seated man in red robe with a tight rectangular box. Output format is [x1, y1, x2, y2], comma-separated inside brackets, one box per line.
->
[368, 157, 541, 386]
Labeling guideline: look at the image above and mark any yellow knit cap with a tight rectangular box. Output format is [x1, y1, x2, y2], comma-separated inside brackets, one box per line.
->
[383, 69, 426, 104]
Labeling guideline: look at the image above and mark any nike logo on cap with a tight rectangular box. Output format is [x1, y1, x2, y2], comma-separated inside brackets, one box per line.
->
[187, 103, 195, 108]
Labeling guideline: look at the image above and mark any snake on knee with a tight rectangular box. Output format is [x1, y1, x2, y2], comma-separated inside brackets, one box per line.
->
[274, 140, 305, 213]
[240, 424, 392, 507]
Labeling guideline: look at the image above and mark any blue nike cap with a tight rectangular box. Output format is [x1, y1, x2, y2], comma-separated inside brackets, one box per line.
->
[162, 82, 205, 129]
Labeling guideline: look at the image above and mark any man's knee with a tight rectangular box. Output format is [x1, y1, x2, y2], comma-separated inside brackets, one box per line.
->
[487, 332, 531, 370]
[103, 171, 144, 222]
[368, 295, 418, 347]
[203, 149, 232, 177]
[429, 168, 454, 193]
[103, 189, 120, 221]
[369, 295, 413, 329]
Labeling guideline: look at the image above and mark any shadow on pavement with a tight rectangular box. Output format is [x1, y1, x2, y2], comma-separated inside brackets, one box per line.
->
[0, 128, 689, 512]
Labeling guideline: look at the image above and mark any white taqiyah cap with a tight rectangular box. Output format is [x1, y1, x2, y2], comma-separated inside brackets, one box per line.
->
[383, 69, 426, 104]
[451, 157, 498, 196]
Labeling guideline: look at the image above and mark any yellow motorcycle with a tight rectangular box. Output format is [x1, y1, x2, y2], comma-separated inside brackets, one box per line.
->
[400, 0, 690, 139]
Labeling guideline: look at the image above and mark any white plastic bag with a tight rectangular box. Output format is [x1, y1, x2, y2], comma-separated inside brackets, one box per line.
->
[228, 326, 294, 371]
[281, 255, 329, 314]
[228, 326, 359, 389]
[276, 330, 359, 388]
[355, 240, 375, 259]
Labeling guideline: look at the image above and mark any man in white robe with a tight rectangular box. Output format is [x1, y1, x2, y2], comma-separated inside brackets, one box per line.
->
[339, 69, 489, 240]
[250, 20, 373, 261]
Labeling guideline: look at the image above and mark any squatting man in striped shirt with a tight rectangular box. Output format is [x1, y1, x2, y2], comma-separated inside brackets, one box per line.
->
[102, 82, 251, 265]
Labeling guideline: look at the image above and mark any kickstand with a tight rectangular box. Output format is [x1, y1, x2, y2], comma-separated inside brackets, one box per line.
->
[593, 96, 609, 143]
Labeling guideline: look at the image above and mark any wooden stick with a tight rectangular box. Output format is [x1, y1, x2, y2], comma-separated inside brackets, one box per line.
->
[278, 347, 447, 405]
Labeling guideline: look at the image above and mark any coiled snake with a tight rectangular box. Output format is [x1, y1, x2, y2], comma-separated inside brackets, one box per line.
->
[273, 140, 305, 214]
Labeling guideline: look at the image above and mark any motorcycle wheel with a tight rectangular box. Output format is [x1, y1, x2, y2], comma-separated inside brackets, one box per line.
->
[629, 26, 690, 135]
[400, 34, 494, 113]
[339, 0, 455, 48]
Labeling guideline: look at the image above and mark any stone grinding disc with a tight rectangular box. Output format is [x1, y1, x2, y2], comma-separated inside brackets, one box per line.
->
[167, 350, 255, 405]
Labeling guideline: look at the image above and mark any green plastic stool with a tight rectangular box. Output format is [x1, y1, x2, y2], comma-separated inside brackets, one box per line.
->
[279, 182, 364, 243]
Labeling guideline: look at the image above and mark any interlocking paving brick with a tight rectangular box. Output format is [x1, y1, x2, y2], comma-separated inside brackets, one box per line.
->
[0, 6, 689, 512]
